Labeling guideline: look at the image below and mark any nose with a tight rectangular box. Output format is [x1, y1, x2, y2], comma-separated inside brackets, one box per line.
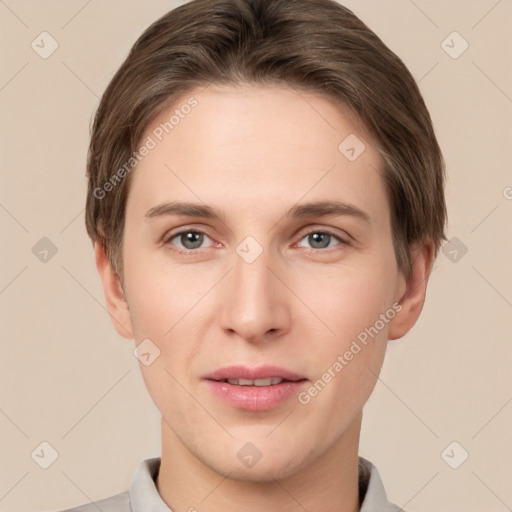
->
[218, 246, 290, 344]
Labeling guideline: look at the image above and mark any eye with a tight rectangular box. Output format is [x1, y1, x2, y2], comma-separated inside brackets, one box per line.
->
[163, 227, 349, 255]
[296, 229, 348, 250]
[164, 229, 215, 253]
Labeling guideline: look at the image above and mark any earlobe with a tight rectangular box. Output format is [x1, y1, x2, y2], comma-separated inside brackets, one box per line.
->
[388, 241, 435, 341]
[94, 241, 134, 340]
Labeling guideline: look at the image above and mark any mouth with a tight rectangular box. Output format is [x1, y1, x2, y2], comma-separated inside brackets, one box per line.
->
[214, 377, 302, 386]
[202, 365, 309, 411]
[202, 364, 307, 384]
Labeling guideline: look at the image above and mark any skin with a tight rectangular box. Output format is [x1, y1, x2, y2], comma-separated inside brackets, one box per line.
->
[95, 84, 434, 512]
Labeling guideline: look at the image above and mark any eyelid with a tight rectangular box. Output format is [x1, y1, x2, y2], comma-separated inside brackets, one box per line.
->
[294, 221, 352, 239]
[162, 225, 217, 247]
[293, 226, 350, 248]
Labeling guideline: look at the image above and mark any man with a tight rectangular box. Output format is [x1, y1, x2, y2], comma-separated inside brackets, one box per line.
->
[61, 0, 447, 510]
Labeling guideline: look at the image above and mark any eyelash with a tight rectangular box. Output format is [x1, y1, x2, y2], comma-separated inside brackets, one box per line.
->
[163, 227, 349, 255]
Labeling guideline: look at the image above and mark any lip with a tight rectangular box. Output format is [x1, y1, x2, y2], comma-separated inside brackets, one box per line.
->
[202, 365, 308, 411]
[202, 365, 306, 382]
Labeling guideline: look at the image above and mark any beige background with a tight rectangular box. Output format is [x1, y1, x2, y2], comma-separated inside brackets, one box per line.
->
[1, 1, 511, 511]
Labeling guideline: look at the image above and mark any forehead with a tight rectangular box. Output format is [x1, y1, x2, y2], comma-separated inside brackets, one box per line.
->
[126, 84, 388, 228]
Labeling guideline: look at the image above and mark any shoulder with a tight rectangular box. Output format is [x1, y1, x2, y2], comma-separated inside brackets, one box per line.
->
[54, 491, 130, 512]
[358, 456, 403, 512]
[53, 456, 162, 512]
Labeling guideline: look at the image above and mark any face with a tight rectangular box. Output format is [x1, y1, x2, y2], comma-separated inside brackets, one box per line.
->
[98, 84, 428, 482]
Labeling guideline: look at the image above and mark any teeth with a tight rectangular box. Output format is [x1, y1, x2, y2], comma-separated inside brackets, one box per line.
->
[226, 377, 284, 386]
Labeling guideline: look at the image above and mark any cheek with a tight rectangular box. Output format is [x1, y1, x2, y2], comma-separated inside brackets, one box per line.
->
[123, 252, 214, 401]
[126, 265, 206, 413]
[289, 262, 395, 411]
[295, 269, 392, 422]
[294, 264, 396, 343]
[123, 242, 208, 337]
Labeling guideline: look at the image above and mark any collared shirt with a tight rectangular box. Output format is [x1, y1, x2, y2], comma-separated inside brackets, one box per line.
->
[57, 456, 403, 512]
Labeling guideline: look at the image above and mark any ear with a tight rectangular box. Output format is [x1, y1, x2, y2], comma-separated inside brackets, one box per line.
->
[388, 240, 435, 340]
[94, 241, 134, 339]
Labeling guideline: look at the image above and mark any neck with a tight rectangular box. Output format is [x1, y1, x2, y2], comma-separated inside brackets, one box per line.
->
[156, 413, 362, 512]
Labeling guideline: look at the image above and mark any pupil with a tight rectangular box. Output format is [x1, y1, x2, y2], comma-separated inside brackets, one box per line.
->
[310, 232, 329, 249]
[183, 232, 203, 249]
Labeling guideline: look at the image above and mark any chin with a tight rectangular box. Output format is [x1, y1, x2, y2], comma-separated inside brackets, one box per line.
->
[217, 458, 305, 483]
[198, 439, 316, 483]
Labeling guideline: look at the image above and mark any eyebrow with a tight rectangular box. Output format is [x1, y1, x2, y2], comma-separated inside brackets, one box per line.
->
[144, 200, 371, 224]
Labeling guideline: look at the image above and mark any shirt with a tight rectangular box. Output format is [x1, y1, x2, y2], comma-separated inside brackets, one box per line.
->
[57, 456, 403, 512]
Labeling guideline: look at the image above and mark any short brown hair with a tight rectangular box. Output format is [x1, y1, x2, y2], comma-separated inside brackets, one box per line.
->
[85, 0, 447, 281]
